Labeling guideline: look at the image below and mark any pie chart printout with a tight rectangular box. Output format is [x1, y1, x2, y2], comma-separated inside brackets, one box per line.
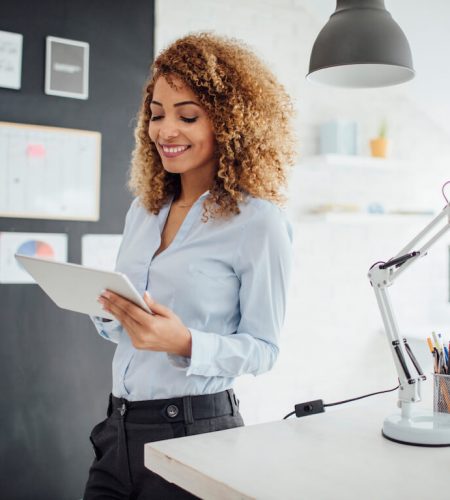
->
[17, 240, 55, 259]
[0, 231, 68, 284]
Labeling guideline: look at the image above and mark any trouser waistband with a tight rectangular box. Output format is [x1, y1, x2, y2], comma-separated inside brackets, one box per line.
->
[108, 389, 240, 424]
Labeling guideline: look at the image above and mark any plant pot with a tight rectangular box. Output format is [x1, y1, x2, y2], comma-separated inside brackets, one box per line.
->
[370, 137, 389, 158]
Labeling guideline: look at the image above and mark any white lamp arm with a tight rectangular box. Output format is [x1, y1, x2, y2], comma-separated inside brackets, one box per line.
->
[390, 203, 450, 281]
[368, 203, 450, 411]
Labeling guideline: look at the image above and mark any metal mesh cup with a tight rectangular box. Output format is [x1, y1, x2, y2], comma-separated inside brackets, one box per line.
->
[433, 374, 450, 414]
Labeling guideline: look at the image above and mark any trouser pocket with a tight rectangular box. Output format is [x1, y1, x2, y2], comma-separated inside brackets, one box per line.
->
[89, 418, 108, 460]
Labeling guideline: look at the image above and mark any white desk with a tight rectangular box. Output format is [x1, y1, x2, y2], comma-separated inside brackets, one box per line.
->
[145, 394, 450, 499]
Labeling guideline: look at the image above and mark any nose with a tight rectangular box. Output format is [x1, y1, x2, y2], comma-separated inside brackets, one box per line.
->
[158, 118, 180, 142]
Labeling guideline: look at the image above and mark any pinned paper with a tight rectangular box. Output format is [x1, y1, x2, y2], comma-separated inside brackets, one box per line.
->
[0, 121, 101, 221]
[0, 232, 68, 283]
[82, 234, 122, 270]
[0, 30, 23, 90]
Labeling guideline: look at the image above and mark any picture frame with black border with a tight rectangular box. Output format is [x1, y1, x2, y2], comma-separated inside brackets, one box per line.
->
[45, 36, 89, 100]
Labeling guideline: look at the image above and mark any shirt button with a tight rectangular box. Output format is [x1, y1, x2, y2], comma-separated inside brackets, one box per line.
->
[166, 404, 179, 418]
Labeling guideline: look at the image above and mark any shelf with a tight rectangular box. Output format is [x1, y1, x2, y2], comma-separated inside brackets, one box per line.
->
[295, 213, 435, 223]
[297, 154, 407, 171]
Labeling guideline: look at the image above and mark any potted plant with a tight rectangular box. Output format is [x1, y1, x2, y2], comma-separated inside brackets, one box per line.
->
[370, 120, 389, 158]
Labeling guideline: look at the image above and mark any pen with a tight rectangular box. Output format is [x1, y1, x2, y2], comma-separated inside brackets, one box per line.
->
[432, 331, 442, 353]
[438, 333, 446, 353]
[448, 341, 450, 373]
[433, 348, 439, 374]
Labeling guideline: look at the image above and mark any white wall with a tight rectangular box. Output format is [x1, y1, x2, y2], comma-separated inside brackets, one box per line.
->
[155, 0, 450, 424]
[305, 0, 450, 140]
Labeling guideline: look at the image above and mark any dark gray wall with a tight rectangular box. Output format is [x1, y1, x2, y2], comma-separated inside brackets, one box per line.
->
[0, 1, 154, 498]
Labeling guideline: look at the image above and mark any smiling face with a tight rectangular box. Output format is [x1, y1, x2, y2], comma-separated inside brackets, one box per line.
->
[148, 75, 217, 178]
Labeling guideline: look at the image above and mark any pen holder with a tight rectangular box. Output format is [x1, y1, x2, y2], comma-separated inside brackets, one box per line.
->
[433, 373, 450, 414]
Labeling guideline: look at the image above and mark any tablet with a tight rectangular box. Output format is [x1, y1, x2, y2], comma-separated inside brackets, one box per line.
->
[15, 254, 152, 320]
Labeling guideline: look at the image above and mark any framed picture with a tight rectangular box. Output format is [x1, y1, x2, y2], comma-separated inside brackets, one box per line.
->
[0, 121, 101, 221]
[45, 36, 89, 99]
[0, 30, 23, 90]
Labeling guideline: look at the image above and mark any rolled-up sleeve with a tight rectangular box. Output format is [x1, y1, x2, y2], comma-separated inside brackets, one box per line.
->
[168, 205, 293, 377]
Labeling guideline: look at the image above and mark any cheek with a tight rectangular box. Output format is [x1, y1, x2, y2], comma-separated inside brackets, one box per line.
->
[198, 129, 216, 154]
[206, 134, 216, 156]
[148, 122, 157, 142]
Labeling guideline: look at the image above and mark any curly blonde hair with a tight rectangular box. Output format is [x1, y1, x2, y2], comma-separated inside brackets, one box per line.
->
[128, 32, 297, 220]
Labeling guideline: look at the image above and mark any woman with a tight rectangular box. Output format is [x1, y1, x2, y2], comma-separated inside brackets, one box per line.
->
[84, 32, 296, 499]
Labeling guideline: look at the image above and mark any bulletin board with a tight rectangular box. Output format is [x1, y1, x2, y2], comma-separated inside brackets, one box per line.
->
[0, 1, 154, 497]
[0, 121, 101, 220]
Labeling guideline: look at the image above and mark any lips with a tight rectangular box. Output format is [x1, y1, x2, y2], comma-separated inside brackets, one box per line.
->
[159, 144, 191, 158]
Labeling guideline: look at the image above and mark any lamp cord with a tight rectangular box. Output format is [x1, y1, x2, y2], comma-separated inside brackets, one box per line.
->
[284, 181, 448, 421]
[323, 382, 400, 407]
[442, 180, 450, 204]
[283, 382, 400, 419]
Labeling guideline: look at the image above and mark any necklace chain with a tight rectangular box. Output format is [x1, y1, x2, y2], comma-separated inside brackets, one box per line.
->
[175, 199, 196, 208]
[175, 191, 208, 208]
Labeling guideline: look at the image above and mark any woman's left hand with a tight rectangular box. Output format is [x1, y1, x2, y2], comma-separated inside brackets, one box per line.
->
[98, 290, 192, 357]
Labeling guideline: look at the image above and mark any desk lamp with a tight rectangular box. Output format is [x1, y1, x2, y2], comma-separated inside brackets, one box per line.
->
[368, 187, 450, 446]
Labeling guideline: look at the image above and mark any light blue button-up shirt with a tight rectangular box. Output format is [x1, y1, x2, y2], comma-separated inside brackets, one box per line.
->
[91, 191, 293, 401]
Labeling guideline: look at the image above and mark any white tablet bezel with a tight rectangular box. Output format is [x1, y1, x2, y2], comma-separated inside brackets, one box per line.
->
[14, 254, 152, 320]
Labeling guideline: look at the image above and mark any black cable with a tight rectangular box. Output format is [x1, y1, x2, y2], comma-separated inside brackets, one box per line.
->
[379, 251, 420, 269]
[283, 382, 400, 420]
[323, 383, 400, 407]
[369, 260, 385, 270]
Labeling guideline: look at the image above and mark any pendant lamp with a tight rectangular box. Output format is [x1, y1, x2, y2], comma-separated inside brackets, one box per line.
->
[307, 0, 415, 88]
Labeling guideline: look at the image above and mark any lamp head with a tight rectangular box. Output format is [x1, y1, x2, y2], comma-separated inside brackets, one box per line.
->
[307, 0, 415, 88]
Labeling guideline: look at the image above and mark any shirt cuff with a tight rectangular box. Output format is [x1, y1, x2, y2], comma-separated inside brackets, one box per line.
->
[166, 328, 218, 376]
[90, 315, 121, 342]
[187, 328, 219, 376]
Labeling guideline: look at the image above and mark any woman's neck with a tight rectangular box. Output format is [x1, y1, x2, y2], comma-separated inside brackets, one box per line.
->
[177, 170, 214, 204]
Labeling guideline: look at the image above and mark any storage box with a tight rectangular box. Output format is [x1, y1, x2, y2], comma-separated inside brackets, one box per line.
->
[319, 120, 358, 155]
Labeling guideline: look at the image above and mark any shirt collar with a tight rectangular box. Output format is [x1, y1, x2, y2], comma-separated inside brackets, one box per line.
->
[164, 190, 210, 208]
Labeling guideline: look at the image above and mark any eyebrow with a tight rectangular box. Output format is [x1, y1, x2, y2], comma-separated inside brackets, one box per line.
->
[150, 100, 201, 108]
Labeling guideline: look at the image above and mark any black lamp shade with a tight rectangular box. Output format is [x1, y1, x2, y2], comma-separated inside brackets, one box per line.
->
[307, 0, 415, 88]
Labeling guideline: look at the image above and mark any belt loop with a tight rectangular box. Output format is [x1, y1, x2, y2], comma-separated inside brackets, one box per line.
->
[226, 389, 238, 416]
[182, 395, 194, 425]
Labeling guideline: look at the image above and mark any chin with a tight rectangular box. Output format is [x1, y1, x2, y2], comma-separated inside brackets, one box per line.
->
[161, 163, 191, 174]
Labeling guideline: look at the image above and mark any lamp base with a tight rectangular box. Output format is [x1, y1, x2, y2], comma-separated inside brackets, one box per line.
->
[382, 410, 450, 447]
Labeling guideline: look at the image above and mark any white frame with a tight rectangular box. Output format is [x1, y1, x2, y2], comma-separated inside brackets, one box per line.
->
[0, 30, 23, 90]
[45, 36, 89, 99]
[0, 121, 101, 221]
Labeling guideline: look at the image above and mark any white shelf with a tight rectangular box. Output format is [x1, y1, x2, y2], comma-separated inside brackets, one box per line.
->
[297, 154, 407, 171]
[296, 213, 435, 223]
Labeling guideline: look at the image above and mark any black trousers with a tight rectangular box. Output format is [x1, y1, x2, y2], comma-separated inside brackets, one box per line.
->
[83, 389, 244, 499]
